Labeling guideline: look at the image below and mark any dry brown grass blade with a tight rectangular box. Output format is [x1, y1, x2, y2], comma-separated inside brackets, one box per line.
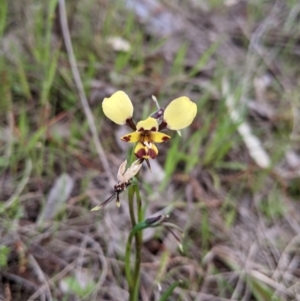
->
[58, 0, 115, 186]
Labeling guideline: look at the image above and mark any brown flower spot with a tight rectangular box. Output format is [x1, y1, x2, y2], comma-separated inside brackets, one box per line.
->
[148, 149, 157, 159]
[122, 135, 131, 142]
[136, 148, 147, 159]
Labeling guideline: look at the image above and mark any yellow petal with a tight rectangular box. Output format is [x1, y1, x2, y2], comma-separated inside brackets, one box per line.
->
[134, 142, 158, 159]
[136, 117, 158, 131]
[121, 131, 140, 143]
[102, 91, 134, 125]
[163, 97, 197, 130]
[151, 131, 171, 143]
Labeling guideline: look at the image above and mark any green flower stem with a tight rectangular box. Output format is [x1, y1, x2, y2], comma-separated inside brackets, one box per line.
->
[126, 182, 144, 301]
[125, 179, 147, 301]
[128, 185, 136, 228]
[128, 150, 137, 227]
[125, 230, 134, 292]
[126, 147, 144, 301]
[126, 185, 136, 297]
[132, 184, 143, 300]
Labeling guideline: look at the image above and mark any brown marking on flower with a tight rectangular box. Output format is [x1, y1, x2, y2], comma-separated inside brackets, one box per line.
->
[135, 148, 147, 159]
[159, 121, 167, 131]
[148, 148, 157, 159]
[122, 135, 131, 142]
[162, 136, 170, 142]
[150, 126, 157, 131]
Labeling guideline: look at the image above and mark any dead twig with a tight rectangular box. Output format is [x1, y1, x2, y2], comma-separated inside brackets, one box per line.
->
[28, 254, 52, 301]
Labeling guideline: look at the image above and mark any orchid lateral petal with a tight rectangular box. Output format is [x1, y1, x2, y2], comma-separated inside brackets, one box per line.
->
[163, 97, 197, 130]
[102, 91, 134, 125]
[91, 193, 116, 211]
[151, 132, 171, 143]
[120, 131, 140, 143]
[136, 117, 158, 131]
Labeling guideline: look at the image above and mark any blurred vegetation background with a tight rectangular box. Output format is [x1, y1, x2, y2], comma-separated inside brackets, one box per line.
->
[1, 0, 300, 300]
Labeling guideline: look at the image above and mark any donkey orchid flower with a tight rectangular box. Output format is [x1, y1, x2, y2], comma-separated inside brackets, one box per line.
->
[102, 91, 197, 160]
